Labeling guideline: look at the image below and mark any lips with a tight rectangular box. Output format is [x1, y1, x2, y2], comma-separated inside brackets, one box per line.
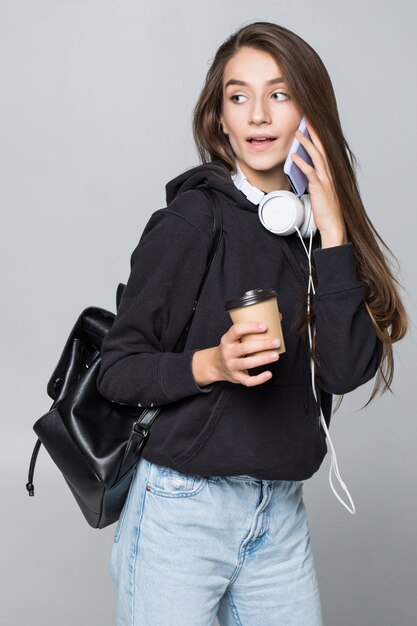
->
[247, 137, 277, 151]
[247, 136, 277, 143]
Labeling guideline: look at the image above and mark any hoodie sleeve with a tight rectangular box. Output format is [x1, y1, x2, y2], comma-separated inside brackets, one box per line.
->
[311, 242, 383, 395]
[96, 206, 215, 408]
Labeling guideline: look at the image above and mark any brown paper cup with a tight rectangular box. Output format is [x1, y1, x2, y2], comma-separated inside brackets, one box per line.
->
[225, 289, 286, 357]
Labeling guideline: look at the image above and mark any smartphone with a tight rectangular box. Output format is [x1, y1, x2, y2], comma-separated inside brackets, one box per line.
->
[283, 115, 314, 197]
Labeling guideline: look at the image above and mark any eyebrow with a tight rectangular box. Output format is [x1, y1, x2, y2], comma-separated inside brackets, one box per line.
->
[225, 77, 286, 88]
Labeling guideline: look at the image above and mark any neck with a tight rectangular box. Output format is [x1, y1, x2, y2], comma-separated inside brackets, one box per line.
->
[236, 159, 292, 193]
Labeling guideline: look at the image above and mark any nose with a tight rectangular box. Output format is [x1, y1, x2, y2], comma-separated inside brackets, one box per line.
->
[249, 96, 272, 125]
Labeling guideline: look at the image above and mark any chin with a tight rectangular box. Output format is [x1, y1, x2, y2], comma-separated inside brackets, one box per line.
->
[244, 157, 285, 172]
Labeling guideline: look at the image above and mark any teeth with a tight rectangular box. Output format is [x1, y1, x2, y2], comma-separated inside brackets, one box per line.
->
[251, 137, 273, 141]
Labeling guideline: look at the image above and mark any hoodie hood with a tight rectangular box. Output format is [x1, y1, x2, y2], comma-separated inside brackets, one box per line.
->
[165, 158, 258, 214]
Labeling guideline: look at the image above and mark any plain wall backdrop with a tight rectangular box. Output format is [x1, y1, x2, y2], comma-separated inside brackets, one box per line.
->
[1, 1, 416, 624]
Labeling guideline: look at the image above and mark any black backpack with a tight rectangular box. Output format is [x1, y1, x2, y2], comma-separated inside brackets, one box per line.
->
[25, 186, 223, 529]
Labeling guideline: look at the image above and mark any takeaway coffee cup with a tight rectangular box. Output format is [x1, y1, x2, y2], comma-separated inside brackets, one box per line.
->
[225, 288, 286, 358]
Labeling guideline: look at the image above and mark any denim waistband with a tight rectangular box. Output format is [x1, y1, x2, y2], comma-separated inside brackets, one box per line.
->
[211, 474, 269, 483]
[206, 473, 299, 484]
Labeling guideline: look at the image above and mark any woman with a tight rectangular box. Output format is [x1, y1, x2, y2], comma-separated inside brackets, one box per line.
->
[97, 21, 407, 626]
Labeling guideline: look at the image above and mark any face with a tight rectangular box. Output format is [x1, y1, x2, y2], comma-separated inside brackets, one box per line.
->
[220, 46, 303, 193]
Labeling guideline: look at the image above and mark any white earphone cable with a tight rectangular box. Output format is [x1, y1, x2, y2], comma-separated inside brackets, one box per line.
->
[231, 163, 356, 513]
[294, 226, 356, 515]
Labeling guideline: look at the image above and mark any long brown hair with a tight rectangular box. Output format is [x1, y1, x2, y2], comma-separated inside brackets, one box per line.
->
[192, 21, 409, 411]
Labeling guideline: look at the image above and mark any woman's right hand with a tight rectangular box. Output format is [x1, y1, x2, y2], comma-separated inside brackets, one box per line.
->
[214, 317, 282, 387]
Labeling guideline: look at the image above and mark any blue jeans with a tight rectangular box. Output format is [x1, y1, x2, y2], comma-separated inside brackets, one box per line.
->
[110, 456, 324, 626]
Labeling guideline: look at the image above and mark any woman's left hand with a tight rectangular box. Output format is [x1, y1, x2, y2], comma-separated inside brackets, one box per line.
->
[290, 119, 347, 244]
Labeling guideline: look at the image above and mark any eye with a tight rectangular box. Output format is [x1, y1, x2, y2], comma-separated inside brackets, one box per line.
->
[229, 91, 290, 104]
[230, 94, 245, 103]
[272, 91, 290, 101]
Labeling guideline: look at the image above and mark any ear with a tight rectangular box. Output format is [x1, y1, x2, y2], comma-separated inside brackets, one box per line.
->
[220, 116, 229, 135]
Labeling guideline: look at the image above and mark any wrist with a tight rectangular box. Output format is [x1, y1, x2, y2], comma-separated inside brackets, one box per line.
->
[192, 347, 223, 387]
[320, 227, 348, 248]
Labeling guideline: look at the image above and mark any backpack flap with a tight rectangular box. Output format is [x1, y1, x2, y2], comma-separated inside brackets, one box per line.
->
[46, 306, 115, 402]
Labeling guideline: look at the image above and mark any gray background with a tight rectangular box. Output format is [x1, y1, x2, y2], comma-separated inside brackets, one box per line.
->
[1, 1, 416, 624]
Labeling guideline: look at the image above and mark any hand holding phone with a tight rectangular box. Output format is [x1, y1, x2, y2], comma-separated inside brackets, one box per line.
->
[283, 115, 314, 197]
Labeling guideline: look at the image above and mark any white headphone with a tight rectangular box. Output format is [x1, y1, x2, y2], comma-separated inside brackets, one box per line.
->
[230, 159, 356, 516]
[230, 160, 317, 238]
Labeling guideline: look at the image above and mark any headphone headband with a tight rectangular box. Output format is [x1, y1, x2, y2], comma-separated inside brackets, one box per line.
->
[231, 159, 317, 238]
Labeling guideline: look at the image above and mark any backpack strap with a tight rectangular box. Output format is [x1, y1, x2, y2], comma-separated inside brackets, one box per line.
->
[115, 185, 223, 317]
[117, 185, 223, 478]
[174, 185, 223, 353]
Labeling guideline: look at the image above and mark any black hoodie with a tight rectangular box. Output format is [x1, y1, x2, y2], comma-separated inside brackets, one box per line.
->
[97, 158, 383, 481]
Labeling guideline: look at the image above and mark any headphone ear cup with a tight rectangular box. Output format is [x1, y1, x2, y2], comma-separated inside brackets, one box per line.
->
[258, 190, 305, 236]
[299, 194, 317, 238]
